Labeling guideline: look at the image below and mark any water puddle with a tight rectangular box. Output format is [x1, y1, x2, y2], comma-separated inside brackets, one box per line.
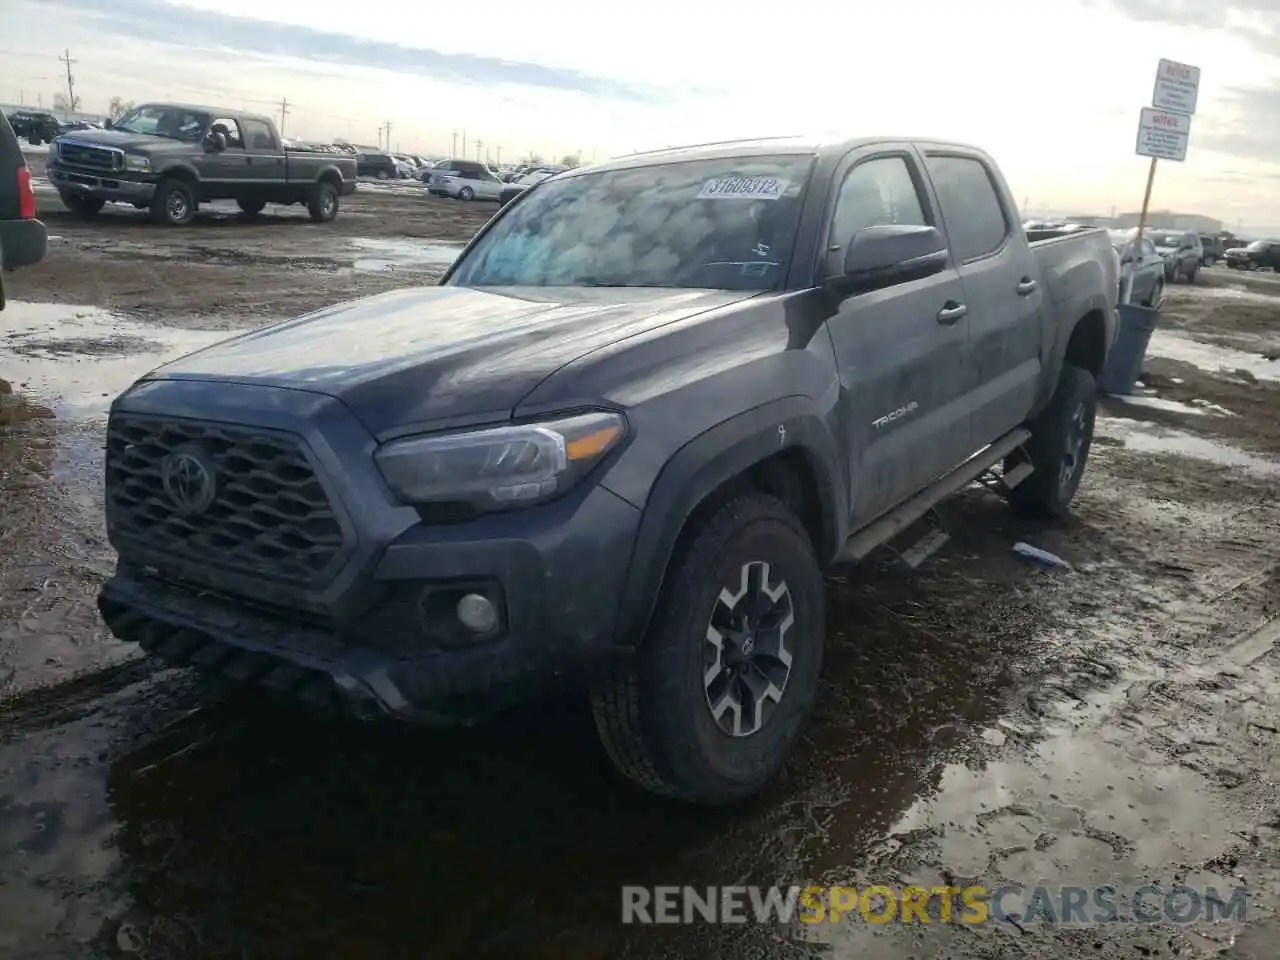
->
[348, 237, 463, 273]
[1185, 283, 1280, 305]
[0, 302, 243, 418]
[1098, 417, 1279, 476]
[1147, 331, 1280, 381]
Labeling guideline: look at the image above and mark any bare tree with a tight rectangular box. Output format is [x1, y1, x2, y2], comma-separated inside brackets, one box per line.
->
[560, 154, 581, 169]
[52, 92, 71, 114]
[107, 97, 135, 121]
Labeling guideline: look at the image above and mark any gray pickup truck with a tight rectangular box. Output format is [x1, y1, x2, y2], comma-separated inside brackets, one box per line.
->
[46, 102, 356, 225]
[96, 136, 1117, 804]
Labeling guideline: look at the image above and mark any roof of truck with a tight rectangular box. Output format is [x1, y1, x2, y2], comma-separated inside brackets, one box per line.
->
[136, 102, 273, 124]
[574, 135, 989, 176]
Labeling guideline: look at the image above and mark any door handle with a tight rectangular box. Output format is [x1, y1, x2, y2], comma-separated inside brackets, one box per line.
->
[936, 302, 968, 325]
[1016, 278, 1038, 296]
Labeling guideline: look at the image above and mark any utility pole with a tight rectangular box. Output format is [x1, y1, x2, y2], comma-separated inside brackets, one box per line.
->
[495, 144, 501, 166]
[475, 138, 483, 163]
[58, 48, 78, 117]
[381, 120, 392, 152]
[451, 130, 458, 157]
[278, 97, 290, 138]
[461, 130, 467, 157]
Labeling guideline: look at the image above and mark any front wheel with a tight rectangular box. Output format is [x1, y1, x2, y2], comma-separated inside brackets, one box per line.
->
[60, 192, 105, 216]
[591, 494, 824, 805]
[307, 181, 339, 222]
[1007, 365, 1097, 520]
[150, 179, 197, 226]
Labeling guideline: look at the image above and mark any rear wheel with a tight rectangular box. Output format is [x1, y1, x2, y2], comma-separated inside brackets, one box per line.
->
[1007, 365, 1097, 520]
[60, 192, 105, 216]
[150, 178, 197, 226]
[459, 186, 475, 200]
[591, 494, 824, 805]
[376, 169, 389, 180]
[307, 181, 339, 223]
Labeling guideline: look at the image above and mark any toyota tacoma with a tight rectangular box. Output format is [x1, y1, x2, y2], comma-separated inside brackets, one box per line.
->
[97, 136, 1117, 804]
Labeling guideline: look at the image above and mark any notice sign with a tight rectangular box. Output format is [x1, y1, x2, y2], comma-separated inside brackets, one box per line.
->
[1152, 59, 1200, 115]
[1136, 107, 1191, 162]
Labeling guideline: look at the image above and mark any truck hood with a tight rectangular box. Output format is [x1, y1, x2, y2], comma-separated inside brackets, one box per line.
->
[55, 129, 198, 156]
[136, 285, 758, 435]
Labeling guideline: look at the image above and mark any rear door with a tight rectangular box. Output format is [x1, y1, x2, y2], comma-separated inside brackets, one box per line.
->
[241, 118, 285, 184]
[820, 145, 974, 525]
[920, 148, 1043, 444]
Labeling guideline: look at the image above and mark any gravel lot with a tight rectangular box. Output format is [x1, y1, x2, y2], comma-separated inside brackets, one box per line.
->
[1, 165, 1278, 959]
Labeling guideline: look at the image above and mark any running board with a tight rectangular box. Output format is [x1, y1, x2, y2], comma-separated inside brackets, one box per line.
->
[837, 428, 1032, 563]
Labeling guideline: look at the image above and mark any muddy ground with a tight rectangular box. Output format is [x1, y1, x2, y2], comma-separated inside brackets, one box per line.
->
[1, 165, 1279, 959]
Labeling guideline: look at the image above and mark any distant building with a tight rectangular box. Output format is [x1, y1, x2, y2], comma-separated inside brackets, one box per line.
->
[1115, 210, 1223, 233]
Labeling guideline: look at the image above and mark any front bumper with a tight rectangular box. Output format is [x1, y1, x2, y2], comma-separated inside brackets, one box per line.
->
[96, 382, 643, 721]
[47, 162, 155, 203]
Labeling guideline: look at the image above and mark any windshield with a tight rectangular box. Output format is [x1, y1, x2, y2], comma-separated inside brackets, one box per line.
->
[1247, 241, 1269, 251]
[1148, 233, 1181, 247]
[449, 155, 813, 291]
[112, 104, 211, 141]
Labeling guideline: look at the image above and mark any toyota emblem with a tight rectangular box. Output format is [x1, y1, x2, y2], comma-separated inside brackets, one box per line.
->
[160, 446, 217, 515]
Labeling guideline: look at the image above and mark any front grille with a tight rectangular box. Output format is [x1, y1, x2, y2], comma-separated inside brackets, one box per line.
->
[58, 141, 121, 171]
[105, 416, 345, 585]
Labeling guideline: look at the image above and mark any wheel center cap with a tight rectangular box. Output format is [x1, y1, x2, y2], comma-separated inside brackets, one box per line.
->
[740, 634, 755, 656]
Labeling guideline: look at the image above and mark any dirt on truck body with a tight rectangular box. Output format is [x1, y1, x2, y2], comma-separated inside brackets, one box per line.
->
[1, 158, 1279, 959]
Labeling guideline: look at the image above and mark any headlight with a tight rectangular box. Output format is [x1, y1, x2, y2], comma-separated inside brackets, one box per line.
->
[375, 411, 626, 511]
[124, 154, 152, 172]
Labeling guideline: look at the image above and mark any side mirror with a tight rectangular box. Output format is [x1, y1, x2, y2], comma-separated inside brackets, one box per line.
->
[204, 131, 227, 152]
[830, 224, 949, 295]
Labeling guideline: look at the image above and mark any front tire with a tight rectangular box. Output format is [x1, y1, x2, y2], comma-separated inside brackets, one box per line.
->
[60, 192, 105, 216]
[150, 179, 197, 226]
[1007, 365, 1097, 520]
[592, 494, 824, 805]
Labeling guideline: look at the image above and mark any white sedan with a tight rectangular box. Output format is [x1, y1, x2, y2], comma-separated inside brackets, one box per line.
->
[435, 166, 504, 201]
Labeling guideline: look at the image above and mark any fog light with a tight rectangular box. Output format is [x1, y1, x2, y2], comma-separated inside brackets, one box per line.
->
[456, 593, 497, 634]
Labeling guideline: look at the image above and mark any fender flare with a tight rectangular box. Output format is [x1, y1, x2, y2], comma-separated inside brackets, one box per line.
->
[611, 397, 845, 648]
[1040, 292, 1115, 407]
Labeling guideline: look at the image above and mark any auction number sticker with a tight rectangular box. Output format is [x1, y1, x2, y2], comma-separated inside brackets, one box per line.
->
[696, 176, 791, 201]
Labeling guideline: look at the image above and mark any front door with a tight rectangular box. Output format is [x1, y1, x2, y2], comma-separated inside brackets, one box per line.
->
[921, 150, 1044, 443]
[820, 147, 974, 526]
[193, 117, 249, 197]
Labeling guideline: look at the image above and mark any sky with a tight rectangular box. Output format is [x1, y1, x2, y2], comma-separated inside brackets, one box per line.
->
[3, 0, 1279, 229]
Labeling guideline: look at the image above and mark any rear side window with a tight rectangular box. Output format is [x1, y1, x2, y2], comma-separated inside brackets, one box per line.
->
[242, 119, 275, 151]
[925, 155, 1009, 262]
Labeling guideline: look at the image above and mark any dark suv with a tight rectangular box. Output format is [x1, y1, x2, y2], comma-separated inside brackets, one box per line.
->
[0, 112, 49, 308]
[1224, 240, 1280, 271]
[7, 110, 62, 146]
[355, 152, 398, 179]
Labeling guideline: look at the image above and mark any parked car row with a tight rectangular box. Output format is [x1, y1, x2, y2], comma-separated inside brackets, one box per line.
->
[5, 110, 104, 145]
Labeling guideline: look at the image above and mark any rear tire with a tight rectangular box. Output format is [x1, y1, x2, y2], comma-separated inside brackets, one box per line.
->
[60, 192, 105, 216]
[307, 181, 339, 223]
[591, 494, 824, 805]
[150, 178, 197, 226]
[1007, 365, 1097, 521]
[459, 186, 474, 201]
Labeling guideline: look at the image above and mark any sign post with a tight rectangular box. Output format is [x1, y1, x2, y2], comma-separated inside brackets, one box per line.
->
[1123, 59, 1200, 304]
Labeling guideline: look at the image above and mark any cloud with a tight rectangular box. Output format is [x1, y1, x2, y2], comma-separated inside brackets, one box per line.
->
[1092, 0, 1280, 53]
[35, 0, 670, 102]
[1198, 83, 1280, 162]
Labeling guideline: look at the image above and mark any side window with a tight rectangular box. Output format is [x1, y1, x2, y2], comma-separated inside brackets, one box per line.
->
[211, 117, 244, 148]
[924, 155, 1010, 262]
[242, 119, 275, 151]
[828, 156, 928, 249]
